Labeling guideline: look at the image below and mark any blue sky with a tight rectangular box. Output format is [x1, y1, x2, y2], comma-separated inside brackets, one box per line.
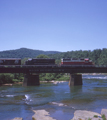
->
[0, 0, 107, 52]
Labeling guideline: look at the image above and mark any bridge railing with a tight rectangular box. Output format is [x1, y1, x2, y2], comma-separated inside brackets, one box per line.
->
[0, 65, 107, 68]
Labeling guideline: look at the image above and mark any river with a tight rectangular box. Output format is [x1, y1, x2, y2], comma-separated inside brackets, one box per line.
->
[0, 74, 107, 120]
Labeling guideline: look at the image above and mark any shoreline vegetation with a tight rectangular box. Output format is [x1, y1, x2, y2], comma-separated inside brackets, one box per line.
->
[0, 73, 107, 86]
[1, 80, 67, 86]
[0, 72, 70, 86]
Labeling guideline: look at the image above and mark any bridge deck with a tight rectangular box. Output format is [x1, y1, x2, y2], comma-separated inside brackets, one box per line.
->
[0, 65, 107, 73]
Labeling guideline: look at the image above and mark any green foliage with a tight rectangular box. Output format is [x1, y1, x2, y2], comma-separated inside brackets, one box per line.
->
[0, 73, 14, 85]
[55, 59, 61, 64]
[39, 73, 69, 81]
[14, 73, 24, 81]
[94, 115, 98, 118]
[48, 48, 107, 65]
[36, 54, 49, 58]
[0, 48, 60, 59]
[21, 58, 29, 65]
[0, 73, 24, 85]
[101, 114, 106, 120]
[12, 79, 20, 82]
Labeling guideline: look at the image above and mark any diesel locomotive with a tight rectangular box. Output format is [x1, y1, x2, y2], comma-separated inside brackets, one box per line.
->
[61, 58, 94, 65]
[25, 58, 55, 65]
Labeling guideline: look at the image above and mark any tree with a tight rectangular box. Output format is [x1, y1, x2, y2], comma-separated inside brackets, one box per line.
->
[36, 54, 49, 58]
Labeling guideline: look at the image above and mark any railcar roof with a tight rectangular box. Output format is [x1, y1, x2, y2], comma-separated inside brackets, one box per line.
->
[85, 58, 89, 60]
[32, 58, 55, 60]
[0, 58, 21, 60]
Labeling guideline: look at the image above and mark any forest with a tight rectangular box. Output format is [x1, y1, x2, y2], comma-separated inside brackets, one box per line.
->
[0, 48, 107, 85]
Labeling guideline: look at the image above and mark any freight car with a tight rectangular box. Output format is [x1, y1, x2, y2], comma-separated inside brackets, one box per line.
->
[25, 58, 55, 65]
[61, 58, 94, 65]
[0, 58, 21, 65]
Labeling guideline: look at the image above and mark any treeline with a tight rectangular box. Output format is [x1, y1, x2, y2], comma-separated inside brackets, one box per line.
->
[48, 48, 107, 65]
[0, 73, 23, 85]
[0, 48, 60, 59]
[0, 48, 107, 65]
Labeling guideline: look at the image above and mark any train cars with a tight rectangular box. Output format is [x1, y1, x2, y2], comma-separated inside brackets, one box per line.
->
[61, 58, 94, 65]
[25, 58, 55, 65]
[0, 58, 94, 66]
[0, 58, 21, 65]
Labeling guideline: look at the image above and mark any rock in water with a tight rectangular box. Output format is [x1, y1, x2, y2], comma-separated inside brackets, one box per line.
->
[72, 110, 101, 120]
[32, 110, 56, 120]
[11, 118, 23, 120]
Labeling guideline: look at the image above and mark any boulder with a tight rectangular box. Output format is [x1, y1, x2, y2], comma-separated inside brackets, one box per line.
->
[11, 117, 23, 120]
[101, 109, 107, 119]
[72, 110, 101, 120]
[32, 110, 56, 120]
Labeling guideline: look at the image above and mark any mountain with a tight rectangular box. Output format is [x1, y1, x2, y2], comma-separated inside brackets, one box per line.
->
[0, 48, 61, 59]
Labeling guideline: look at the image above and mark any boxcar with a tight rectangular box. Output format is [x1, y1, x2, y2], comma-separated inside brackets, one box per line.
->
[0, 58, 21, 65]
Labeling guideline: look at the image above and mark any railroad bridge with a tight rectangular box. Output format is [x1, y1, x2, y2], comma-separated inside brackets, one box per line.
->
[0, 65, 107, 86]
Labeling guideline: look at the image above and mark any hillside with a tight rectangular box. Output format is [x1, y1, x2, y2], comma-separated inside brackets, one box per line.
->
[0, 48, 61, 59]
[0, 48, 107, 65]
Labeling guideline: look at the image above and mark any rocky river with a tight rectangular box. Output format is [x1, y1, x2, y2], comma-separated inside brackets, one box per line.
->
[0, 74, 107, 120]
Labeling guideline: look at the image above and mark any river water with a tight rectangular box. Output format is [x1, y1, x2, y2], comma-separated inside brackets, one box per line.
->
[0, 74, 107, 120]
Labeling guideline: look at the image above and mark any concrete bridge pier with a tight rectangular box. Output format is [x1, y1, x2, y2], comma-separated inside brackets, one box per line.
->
[69, 74, 83, 86]
[23, 74, 40, 86]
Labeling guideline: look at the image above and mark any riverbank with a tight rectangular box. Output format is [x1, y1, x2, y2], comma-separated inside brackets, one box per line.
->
[1, 81, 67, 86]
[2, 82, 23, 86]
[11, 109, 107, 120]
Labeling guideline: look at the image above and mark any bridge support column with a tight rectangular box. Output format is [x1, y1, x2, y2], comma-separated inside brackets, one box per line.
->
[23, 74, 40, 86]
[69, 74, 82, 86]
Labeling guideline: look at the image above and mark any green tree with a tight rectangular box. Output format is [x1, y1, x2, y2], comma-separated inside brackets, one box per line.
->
[36, 54, 49, 58]
[21, 58, 29, 65]
[0, 74, 14, 85]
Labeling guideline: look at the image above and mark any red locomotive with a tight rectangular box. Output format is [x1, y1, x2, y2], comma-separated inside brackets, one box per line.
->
[61, 58, 94, 65]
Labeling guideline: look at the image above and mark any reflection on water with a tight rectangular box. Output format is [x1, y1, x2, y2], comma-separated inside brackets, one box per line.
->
[0, 75, 107, 120]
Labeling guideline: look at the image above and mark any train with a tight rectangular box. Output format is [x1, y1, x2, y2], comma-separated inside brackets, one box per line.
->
[0, 58, 94, 66]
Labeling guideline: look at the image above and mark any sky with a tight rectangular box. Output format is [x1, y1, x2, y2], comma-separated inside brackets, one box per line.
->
[0, 0, 107, 52]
